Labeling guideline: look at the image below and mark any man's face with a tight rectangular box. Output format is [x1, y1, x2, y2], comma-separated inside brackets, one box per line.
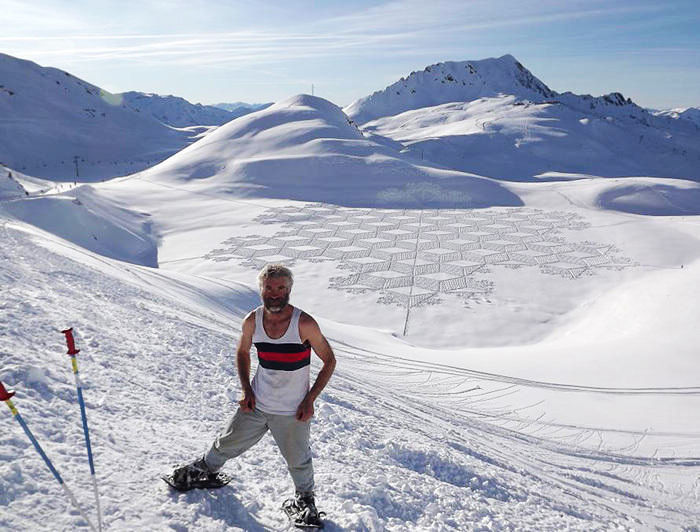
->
[261, 276, 291, 313]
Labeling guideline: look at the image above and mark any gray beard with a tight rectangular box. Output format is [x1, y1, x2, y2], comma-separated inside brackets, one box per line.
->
[263, 294, 289, 313]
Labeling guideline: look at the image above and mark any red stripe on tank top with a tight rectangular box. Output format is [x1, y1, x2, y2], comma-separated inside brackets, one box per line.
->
[257, 348, 311, 363]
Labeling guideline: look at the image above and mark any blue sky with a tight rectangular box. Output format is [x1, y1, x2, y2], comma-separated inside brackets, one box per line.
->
[2, 0, 698, 109]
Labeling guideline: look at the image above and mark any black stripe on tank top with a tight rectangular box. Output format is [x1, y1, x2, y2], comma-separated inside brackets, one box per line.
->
[254, 342, 309, 353]
[257, 357, 311, 371]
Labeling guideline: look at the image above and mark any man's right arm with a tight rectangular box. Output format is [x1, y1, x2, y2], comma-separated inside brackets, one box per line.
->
[236, 311, 256, 412]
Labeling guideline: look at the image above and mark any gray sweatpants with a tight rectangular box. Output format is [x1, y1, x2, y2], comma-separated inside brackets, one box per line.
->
[203, 408, 314, 494]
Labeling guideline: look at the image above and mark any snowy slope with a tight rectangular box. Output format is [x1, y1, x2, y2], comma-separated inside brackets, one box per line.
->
[133, 93, 521, 208]
[0, 53, 198, 181]
[359, 95, 700, 181]
[120, 91, 236, 127]
[346, 56, 700, 182]
[0, 168, 28, 200]
[2, 183, 158, 267]
[1, 211, 698, 531]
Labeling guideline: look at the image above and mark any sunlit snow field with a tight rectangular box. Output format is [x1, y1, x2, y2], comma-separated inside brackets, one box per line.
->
[2, 62, 700, 530]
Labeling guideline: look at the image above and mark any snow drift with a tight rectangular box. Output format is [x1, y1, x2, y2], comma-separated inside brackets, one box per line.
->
[2, 184, 158, 266]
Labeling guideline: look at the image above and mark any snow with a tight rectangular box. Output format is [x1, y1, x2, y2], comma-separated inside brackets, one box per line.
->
[2, 53, 700, 530]
[3, 185, 159, 267]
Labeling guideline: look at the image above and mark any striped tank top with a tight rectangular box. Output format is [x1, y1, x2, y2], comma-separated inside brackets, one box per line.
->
[251, 305, 311, 415]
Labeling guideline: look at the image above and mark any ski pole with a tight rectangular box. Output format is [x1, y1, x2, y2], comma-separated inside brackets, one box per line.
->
[0, 380, 97, 531]
[62, 327, 103, 532]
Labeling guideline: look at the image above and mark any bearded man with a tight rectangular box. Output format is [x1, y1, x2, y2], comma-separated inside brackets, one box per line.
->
[167, 264, 336, 528]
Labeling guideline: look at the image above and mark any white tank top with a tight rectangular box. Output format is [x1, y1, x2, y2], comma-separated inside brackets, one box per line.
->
[251, 305, 311, 415]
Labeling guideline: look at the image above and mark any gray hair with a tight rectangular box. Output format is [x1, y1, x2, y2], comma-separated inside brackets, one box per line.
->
[257, 263, 294, 290]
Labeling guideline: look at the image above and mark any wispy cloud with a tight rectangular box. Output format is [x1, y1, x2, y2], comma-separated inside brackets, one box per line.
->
[1, 0, 674, 70]
[321, 0, 667, 35]
[3, 29, 411, 68]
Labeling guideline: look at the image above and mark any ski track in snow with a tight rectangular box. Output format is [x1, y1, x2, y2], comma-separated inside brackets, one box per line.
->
[2, 220, 699, 531]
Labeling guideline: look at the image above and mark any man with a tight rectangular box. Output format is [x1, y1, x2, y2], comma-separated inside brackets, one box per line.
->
[169, 264, 336, 526]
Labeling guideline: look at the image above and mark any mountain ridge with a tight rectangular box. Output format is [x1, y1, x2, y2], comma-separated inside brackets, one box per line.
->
[0, 53, 196, 180]
[120, 91, 236, 127]
[345, 55, 700, 181]
[345, 54, 557, 124]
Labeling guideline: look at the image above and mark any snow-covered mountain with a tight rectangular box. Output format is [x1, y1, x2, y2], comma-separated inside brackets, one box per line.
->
[0, 53, 200, 181]
[345, 54, 555, 124]
[137, 93, 520, 207]
[119, 91, 236, 127]
[345, 55, 700, 182]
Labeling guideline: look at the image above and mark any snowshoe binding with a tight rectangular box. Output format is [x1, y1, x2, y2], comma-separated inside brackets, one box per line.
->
[282, 492, 326, 529]
[162, 458, 232, 492]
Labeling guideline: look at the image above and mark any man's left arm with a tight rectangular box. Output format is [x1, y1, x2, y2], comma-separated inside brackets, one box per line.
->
[296, 313, 336, 422]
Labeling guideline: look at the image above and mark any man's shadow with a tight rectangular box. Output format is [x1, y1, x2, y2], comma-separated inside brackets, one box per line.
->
[166, 486, 265, 531]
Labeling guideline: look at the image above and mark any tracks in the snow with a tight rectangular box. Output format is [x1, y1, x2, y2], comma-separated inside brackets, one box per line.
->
[331, 338, 700, 396]
[331, 342, 700, 526]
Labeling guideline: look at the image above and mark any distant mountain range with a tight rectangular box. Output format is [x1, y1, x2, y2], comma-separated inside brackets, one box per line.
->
[119, 94, 272, 127]
[212, 101, 272, 115]
[1, 51, 698, 184]
[119, 92, 234, 127]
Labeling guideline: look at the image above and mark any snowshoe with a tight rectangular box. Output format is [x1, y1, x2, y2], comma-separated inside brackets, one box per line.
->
[282, 492, 326, 529]
[162, 458, 232, 492]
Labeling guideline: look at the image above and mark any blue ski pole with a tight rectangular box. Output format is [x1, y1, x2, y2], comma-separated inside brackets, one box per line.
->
[1, 380, 97, 531]
[62, 328, 103, 532]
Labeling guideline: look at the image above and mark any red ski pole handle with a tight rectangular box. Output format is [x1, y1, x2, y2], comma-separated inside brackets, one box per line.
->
[61, 328, 80, 356]
[0, 381, 16, 401]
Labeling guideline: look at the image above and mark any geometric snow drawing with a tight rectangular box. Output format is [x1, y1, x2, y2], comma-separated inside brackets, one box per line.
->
[205, 203, 633, 309]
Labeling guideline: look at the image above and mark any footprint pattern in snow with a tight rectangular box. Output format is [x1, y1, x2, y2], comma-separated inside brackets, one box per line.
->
[205, 204, 633, 307]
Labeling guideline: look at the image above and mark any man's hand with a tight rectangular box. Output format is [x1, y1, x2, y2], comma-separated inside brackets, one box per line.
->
[239, 389, 256, 412]
[296, 395, 314, 422]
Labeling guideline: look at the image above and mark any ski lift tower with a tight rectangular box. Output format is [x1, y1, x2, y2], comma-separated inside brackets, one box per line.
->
[73, 156, 80, 181]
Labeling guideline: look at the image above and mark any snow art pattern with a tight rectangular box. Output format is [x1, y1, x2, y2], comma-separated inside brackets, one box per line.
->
[205, 204, 633, 308]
